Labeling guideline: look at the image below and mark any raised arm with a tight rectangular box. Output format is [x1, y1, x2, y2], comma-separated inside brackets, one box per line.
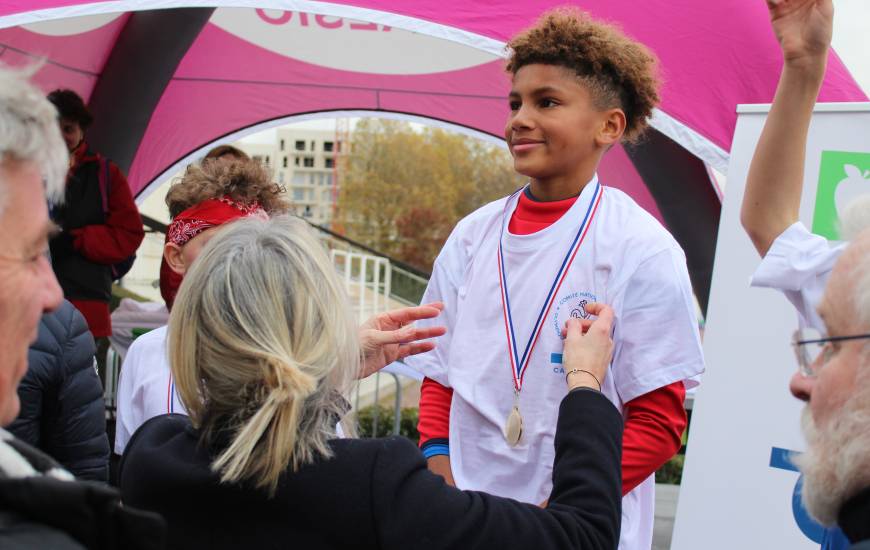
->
[740, 0, 832, 256]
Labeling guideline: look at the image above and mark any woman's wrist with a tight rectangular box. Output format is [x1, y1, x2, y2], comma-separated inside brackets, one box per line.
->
[565, 368, 601, 392]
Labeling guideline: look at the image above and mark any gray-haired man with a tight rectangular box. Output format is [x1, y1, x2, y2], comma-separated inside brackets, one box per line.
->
[0, 64, 164, 549]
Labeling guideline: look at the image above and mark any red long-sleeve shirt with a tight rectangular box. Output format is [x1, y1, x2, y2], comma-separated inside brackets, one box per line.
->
[418, 188, 687, 495]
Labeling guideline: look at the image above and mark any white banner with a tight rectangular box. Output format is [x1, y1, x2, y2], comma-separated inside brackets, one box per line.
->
[672, 102, 870, 549]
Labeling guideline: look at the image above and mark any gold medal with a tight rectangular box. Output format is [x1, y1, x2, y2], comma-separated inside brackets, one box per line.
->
[504, 405, 523, 446]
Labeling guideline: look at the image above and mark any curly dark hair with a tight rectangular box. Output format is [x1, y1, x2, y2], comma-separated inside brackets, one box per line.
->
[166, 158, 289, 219]
[46, 89, 94, 129]
[506, 8, 661, 142]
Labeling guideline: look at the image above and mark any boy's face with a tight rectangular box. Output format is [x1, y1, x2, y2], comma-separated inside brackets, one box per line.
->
[505, 64, 614, 183]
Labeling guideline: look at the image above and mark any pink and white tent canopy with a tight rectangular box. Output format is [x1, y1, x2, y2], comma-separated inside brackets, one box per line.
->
[1, 1, 866, 311]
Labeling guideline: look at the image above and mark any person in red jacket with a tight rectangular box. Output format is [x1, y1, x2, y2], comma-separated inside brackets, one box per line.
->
[46, 89, 144, 351]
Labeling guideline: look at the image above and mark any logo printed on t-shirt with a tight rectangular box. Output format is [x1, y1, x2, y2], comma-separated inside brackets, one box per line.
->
[551, 291, 597, 338]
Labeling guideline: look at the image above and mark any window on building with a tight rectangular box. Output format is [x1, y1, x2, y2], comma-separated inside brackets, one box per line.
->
[293, 188, 305, 201]
[294, 157, 300, 166]
[295, 140, 305, 151]
[303, 205, 312, 218]
[265, 156, 270, 165]
[323, 141, 334, 152]
[303, 157, 314, 168]
[326, 174, 334, 186]
[310, 140, 315, 151]
[253, 155, 263, 163]
[280, 139, 285, 151]
[325, 158, 334, 169]
[336, 140, 342, 153]
[278, 171, 285, 183]
[292, 173, 305, 185]
[282, 156, 288, 168]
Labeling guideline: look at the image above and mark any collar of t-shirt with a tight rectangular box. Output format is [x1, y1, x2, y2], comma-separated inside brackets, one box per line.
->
[507, 186, 580, 235]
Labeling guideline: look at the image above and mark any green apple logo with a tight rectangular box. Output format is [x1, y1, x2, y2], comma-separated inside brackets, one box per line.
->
[812, 151, 870, 240]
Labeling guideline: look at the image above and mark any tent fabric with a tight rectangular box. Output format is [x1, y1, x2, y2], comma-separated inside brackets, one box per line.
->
[1, 1, 866, 312]
[1, 0, 865, 176]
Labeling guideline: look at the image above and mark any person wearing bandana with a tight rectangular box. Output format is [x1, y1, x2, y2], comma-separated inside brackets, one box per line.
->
[114, 158, 286, 456]
[115, 158, 445, 458]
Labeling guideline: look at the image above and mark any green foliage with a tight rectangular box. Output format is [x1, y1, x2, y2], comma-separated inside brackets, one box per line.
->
[655, 454, 684, 485]
[356, 404, 420, 443]
[337, 119, 523, 272]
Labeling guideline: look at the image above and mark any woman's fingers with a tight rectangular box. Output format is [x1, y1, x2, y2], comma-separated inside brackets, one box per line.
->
[562, 304, 615, 390]
[379, 302, 445, 328]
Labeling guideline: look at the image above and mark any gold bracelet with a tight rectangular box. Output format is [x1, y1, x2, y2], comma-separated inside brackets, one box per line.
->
[565, 368, 601, 391]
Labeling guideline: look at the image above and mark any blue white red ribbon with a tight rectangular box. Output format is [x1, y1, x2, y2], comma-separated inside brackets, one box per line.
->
[167, 373, 176, 414]
[497, 182, 603, 392]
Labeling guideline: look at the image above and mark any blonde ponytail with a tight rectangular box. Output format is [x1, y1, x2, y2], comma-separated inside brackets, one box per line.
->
[169, 216, 358, 496]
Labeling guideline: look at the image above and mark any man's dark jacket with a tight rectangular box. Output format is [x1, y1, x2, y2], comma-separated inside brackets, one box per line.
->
[840, 487, 870, 549]
[49, 145, 143, 303]
[7, 300, 109, 481]
[0, 429, 164, 549]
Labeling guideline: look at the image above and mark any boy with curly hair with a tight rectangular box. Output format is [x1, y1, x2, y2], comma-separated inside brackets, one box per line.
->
[407, 9, 704, 549]
[115, 155, 288, 456]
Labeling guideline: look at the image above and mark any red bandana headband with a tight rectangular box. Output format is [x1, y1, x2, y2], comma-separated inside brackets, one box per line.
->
[161, 196, 267, 310]
[167, 195, 267, 247]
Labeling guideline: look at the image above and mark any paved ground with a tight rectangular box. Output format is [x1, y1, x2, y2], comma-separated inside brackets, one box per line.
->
[653, 484, 680, 550]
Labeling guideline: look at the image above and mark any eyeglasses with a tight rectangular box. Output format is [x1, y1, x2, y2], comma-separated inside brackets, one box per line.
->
[792, 328, 870, 377]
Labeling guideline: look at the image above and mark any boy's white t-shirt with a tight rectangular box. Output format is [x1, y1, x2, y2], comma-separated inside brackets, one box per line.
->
[750, 222, 845, 331]
[406, 177, 705, 550]
[114, 325, 186, 455]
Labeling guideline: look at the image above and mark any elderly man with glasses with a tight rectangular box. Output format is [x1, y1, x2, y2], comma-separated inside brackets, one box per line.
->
[740, 1, 870, 548]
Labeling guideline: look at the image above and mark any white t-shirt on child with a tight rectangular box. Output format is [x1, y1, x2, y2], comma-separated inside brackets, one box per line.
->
[406, 176, 705, 550]
[114, 325, 186, 455]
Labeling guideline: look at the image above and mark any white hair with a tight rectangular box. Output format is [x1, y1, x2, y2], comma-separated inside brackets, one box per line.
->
[0, 63, 67, 212]
[839, 195, 870, 243]
[840, 196, 870, 329]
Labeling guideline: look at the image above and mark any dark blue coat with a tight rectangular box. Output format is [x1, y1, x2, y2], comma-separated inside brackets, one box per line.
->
[7, 300, 109, 481]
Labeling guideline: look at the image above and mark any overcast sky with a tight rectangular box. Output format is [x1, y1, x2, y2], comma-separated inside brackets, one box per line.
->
[832, 0, 869, 94]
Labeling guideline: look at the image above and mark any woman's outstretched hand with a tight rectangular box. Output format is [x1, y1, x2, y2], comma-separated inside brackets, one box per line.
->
[359, 302, 446, 378]
[561, 303, 615, 391]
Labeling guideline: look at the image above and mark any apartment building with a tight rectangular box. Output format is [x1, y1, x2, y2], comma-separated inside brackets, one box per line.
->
[240, 128, 342, 226]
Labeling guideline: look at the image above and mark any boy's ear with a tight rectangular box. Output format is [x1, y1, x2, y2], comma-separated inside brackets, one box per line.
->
[164, 242, 187, 276]
[596, 108, 626, 147]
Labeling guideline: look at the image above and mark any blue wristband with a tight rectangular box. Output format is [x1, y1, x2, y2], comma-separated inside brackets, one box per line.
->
[420, 438, 450, 458]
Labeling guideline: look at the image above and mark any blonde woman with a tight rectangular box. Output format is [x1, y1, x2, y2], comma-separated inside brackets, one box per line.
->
[119, 216, 623, 550]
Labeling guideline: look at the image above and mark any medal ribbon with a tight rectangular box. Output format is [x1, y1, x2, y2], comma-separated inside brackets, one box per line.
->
[497, 181, 603, 392]
[167, 373, 176, 414]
